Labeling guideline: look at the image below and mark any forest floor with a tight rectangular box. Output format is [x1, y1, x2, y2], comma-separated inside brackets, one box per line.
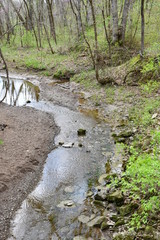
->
[1, 50, 160, 239]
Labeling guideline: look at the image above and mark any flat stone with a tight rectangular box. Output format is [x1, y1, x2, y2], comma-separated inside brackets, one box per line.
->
[78, 215, 90, 224]
[57, 200, 75, 208]
[98, 174, 108, 185]
[86, 191, 94, 197]
[73, 236, 87, 240]
[87, 216, 105, 227]
[78, 214, 95, 224]
[113, 231, 136, 240]
[62, 142, 74, 148]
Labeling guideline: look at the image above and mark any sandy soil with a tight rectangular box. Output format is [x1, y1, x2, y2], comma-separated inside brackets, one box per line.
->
[0, 103, 58, 240]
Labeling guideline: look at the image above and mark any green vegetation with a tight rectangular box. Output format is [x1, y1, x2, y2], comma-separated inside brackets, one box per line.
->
[0, 139, 3, 145]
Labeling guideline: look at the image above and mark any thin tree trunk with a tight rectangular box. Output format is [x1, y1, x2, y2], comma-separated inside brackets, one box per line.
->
[69, 0, 80, 39]
[89, 0, 99, 81]
[46, 0, 57, 44]
[43, 23, 54, 54]
[111, 0, 118, 43]
[23, 0, 40, 50]
[79, 8, 95, 69]
[102, 8, 111, 59]
[141, 0, 145, 55]
[121, 0, 132, 44]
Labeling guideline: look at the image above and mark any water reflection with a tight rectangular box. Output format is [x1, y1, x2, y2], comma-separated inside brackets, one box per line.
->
[0, 76, 39, 106]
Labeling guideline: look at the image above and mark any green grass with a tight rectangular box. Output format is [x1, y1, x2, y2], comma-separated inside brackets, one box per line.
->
[0, 139, 3, 145]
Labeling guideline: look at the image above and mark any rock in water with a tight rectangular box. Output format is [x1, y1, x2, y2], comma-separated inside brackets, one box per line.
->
[77, 129, 86, 136]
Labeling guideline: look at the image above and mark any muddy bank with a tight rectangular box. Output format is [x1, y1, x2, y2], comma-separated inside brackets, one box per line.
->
[0, 103, 58, 240]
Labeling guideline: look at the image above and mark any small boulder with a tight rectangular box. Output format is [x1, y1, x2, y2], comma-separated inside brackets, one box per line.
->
[57, 200, 75, 208]
[106, 190, 124, 206]
[77, 129, 86, 136]
[101, 219, 115, 230]
[113, 231, 136, 240]
[62, 142, 74, 148]
[118, 202, 139, 216]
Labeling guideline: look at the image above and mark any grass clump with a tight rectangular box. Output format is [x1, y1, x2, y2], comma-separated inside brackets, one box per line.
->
[71, 70, 99, 89]
[0, 139, 3, 145]
[25, 58, 46, 70]
[141, 80, 160, 94]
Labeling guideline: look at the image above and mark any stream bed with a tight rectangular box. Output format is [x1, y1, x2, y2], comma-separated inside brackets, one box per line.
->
[0, 76, 121, 240]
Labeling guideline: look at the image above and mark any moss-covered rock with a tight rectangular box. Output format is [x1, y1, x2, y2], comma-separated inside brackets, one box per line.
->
[77, 129, 86, 136]
[118, 202, 139, 216]
[106, 190, 124, 206]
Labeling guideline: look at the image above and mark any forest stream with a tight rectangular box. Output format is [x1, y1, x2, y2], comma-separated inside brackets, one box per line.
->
[0, 76, 122, 240]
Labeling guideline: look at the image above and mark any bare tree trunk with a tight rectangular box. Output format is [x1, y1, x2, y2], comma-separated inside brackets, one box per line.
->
[111, 0, 118, 43]
[43, 23, 54, 54]
[0, 0, 13, 43]
[102, 8, 111, 59]
[23, 0, 40, 50]
[82, 0, 90, 25]
[46, 0, 57, 44]
[69, 0, 80, 39]
[89, 0, 99, 81]
[79, 7, 95, 69]
[141, 0, 145, 55]
[121, 0, 132, 44]
[0, 48, 9, 103]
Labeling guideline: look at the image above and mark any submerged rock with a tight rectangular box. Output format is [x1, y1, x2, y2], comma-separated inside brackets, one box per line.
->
[64, 186, 74, 193]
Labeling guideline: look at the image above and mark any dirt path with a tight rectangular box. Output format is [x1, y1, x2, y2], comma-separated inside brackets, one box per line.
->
[0, 103, 58, 240]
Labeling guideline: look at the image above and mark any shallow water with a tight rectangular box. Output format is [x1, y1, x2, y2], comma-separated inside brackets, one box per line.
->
[0, 76, 39, 106]
[0, 76, 118, 239]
